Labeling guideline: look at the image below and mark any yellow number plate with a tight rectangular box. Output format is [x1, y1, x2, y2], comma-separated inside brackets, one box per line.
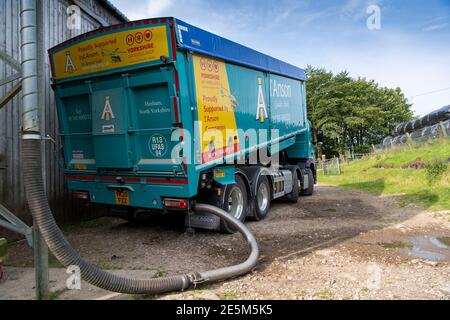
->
[115, 190, 129, 206]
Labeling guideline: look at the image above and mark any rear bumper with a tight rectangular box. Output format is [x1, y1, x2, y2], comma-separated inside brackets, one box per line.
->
[66, 175, 191, 210]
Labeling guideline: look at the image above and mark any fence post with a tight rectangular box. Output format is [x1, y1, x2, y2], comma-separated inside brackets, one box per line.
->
[405, 133, 413, 148]
[336, 157, 341, 175]
[439, 121, 448, 138]
[33, 223, 49, 300]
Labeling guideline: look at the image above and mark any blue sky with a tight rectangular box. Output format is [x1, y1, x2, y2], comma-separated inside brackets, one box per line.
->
[110, 0, 450, 116]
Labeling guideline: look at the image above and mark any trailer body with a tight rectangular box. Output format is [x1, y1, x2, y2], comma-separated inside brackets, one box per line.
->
[49, 18, 316, 228]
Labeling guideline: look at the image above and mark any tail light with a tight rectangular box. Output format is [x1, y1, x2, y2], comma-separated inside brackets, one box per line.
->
[72, 191, 89, 200]
[163, 198, 188, 209]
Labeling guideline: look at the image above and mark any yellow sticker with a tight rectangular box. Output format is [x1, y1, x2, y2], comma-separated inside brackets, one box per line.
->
[73, 164, 87, 170]
[52, 26, 169, 80]
[193, 54, 240, 164]
[214, 170, 226, 179]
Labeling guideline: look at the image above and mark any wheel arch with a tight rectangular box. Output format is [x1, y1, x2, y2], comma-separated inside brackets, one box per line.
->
[235, 168, 252, 198]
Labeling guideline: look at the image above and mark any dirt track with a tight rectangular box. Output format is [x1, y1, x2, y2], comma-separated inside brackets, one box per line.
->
[1, 185, 449, 300]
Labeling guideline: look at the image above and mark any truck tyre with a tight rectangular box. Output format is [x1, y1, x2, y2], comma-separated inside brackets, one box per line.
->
[300, 168, 314, 196]
[285, 168, 299, 203]
[220, 175, 248, 233]
[253, 175, 271, 221]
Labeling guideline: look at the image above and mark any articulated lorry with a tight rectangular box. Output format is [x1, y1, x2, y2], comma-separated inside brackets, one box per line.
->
[49, 17, 320, 232]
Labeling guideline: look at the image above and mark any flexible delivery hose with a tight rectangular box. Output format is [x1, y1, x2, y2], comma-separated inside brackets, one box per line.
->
[22, 139, 259, 294]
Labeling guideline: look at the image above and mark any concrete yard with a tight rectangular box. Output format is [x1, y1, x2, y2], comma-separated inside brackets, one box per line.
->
[1, 185, 449, 300]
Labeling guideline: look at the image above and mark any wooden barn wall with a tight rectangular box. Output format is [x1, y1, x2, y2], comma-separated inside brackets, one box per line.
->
[0, 0, 123, 239]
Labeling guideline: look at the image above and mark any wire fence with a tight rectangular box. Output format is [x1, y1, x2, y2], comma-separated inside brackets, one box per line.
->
[319, 157, 342, 175]
[319, 112, 449, 175]
[318, 153, 370, 175]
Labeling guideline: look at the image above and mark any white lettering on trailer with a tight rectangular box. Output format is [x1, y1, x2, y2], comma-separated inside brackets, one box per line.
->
[65, 51, 77, 73]
[144, 100, 163, 107]
[270, 79, 292, 98]
[256, 77, 268, 123]
[101, 96, 115, 121]
[177, 25, 188, 44]
[139, 107, 170, 115]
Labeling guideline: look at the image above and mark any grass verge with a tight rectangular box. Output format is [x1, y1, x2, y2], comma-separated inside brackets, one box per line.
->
[319, 139, 450, 210]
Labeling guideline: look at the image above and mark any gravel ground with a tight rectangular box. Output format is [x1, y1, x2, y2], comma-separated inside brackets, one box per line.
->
[1, 185, 449, 300]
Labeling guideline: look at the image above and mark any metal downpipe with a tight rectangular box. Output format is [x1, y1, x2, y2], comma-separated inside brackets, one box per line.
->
[20, 0, 40, 135]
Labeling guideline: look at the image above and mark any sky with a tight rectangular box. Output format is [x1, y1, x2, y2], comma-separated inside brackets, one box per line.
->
[110, 0, 450, 116]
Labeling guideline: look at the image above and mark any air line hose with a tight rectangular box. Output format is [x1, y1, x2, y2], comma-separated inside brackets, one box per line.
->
[22, 138, 259, 294]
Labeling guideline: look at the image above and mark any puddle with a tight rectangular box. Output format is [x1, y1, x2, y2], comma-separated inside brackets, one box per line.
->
[402, 235, 450, 262]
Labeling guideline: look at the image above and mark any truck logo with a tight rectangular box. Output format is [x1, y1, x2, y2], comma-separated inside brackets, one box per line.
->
[256, 78, 268, 123]
[65, 51, 76, 73]
[126, 30, 153, 46]
[126, 34, 134, 46]
[101, 96, 115, 121]
[200, 58, 219, 73]
[144, 30, 153, 41]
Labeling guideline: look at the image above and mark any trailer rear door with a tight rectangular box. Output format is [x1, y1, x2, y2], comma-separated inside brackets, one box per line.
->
[51, 20, 184, 175]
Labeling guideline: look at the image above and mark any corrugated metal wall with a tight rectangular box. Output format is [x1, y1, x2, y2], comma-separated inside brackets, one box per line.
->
[0, 0, 124, 237]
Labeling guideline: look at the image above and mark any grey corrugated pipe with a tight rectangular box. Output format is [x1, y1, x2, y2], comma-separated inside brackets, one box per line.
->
[20, 0, 258, 294]
[22, 142, 259, 293]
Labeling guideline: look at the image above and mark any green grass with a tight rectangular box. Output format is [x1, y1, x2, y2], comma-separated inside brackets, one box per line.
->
[313, 289, 334, 300]
[152, 268, 167, 278]
[319, 139, 450, 211]
[48, 289, 67, 300]
[219, 291, 238, 300]
[294, 290, 307, 298]
[438, 237, 450, 246]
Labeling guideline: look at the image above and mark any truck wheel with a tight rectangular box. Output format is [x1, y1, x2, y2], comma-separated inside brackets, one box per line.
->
[220, 175, 248, 234]
[300, 168, 314, 196]
[253, 175, 271, 221]
[285, 168, 299, 203]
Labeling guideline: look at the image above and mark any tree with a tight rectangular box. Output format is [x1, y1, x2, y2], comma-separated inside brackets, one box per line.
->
[305, 65, 413, 157]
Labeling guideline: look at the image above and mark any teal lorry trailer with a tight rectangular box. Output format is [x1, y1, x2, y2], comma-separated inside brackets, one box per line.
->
[49, 17, 319, 232]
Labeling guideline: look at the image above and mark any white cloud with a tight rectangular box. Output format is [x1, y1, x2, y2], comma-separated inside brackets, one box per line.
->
[423, 23, 448, 32]
[146, 0, 173, 17]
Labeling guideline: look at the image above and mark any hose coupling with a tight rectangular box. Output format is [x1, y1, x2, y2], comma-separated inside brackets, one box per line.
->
[187, 272, 207, 288]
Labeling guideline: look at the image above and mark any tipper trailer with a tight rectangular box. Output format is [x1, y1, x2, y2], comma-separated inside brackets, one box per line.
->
[48, 17, 320, 232]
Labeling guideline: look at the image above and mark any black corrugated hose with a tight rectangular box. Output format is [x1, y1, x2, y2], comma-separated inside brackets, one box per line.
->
[22, 138, 258, 294]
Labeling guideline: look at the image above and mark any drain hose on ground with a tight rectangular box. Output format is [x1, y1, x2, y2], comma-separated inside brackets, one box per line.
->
[22, 139, 259, 294]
